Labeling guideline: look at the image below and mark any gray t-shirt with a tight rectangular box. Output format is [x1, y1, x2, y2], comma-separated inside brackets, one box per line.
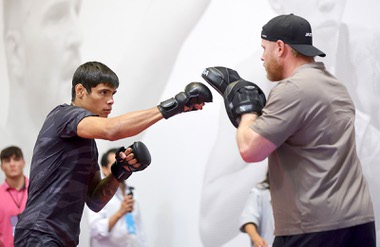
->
[16, 104, 100, 246]
[252, 62, 374, 236]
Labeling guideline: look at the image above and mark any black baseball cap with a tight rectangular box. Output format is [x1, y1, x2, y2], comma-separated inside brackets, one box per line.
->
[261, 14, 326, 57]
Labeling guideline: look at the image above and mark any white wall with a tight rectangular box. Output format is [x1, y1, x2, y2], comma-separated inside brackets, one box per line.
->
[1, 0, 380, 246]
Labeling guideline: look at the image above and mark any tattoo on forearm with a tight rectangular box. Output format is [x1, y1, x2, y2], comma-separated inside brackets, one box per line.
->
[89, 176, 119, 210]
[99, 178, 119, 203]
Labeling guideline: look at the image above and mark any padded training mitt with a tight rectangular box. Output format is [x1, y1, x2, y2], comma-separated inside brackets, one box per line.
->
[224, 79, 266, 128]
[201, 66, 241, 96]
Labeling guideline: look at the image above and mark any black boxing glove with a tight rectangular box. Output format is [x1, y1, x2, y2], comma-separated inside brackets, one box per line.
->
[224, 79, 266, 128]
[111, 141, 151, 182]
[158, 82, 213, 119]
[201, 66, 241, 96]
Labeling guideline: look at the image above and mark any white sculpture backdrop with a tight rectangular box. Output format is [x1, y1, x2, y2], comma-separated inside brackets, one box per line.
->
[1, 0, 379, 246]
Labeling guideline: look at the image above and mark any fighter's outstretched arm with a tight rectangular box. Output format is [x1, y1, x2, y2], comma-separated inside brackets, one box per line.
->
[77, 82, 212, 141]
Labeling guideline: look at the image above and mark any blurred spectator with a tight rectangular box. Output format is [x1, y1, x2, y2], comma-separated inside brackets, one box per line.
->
[0, 146, 29, 247]
[88, 148, 148, 247]
[240, 172, 274, 247]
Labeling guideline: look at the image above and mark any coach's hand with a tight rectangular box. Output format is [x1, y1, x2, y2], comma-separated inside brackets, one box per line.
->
[158, 82, 213, 119]
[111, 141, 151, 182]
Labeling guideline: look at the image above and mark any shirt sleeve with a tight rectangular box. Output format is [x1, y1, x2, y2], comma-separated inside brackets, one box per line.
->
[88, 206, 111, 238]
[239, 187, 263, 233]
[54, 105, 97, 138]
[252, 80, 304, 147]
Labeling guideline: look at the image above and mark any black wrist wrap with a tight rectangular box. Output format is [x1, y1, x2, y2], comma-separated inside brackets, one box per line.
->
[111, 160, 132, 182]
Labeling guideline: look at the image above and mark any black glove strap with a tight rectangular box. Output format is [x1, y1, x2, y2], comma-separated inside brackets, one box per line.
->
[111, 161, 132, 182]
[157, 92, 186, 119]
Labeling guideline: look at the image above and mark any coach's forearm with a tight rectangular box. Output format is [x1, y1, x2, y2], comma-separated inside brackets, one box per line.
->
[237, 113, 258, 161]
[237, 114, 276, 163]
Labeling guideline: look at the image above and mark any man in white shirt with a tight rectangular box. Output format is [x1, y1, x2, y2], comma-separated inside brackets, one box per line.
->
[88, 148, 148, 247]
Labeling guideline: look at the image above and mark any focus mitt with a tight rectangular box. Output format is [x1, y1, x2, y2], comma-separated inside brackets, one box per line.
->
[224, 79, 266, 128]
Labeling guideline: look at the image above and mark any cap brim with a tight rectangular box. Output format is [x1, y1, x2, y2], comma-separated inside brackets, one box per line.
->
[290, 44, 326, 57]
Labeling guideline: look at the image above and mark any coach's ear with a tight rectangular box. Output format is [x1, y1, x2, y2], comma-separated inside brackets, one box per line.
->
[268, 0, 284, 14]
[4, 30, 26, 86]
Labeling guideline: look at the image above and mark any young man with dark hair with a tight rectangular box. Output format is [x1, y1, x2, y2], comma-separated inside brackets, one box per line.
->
[14, 61, 212, 247]
[0, 146, 29, 247]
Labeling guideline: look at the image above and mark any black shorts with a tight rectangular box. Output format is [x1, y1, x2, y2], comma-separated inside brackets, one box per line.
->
[273, 222, 376, 247]
[14, 229, 63, 247]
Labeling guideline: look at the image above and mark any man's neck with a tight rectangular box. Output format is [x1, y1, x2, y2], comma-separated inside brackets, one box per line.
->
[283, 56, 315, 79]
[6, 176, 25, 190]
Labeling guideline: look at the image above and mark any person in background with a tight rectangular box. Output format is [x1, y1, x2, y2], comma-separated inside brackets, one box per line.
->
[88, 148, 148, 247]
[0, 146, 29, 247]
[239, 172, 274, 247]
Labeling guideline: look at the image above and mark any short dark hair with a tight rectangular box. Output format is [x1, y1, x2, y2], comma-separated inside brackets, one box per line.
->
[100, 148, 118, 167]
[1, 146, 24, 162]
[71, 61, 119, 101]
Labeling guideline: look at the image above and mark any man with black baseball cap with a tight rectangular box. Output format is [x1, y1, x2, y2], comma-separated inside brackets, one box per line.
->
[225, 13, 376, 246]
[261, 14, 326, 58]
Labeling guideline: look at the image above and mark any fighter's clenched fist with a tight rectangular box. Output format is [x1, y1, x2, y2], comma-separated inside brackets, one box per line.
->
[111, 141, 151, 182]
[158, 82, 213, 119]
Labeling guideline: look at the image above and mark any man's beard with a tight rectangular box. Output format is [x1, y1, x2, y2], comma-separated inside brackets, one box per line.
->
[265, 58, 283, 82]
